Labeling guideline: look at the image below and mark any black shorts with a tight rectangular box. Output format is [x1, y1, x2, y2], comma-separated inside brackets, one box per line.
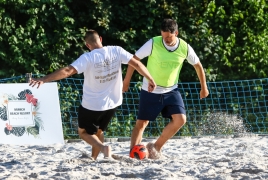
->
[138, 88, 186, 121]
[78, 105, 117, 135]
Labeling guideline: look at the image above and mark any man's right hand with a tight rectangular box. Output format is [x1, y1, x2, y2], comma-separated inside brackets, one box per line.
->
[148, 79, 156, 92]
[29, 78, 45, 89]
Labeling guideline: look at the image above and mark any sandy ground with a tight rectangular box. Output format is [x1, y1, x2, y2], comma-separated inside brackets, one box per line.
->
[0, 135, 267, 180]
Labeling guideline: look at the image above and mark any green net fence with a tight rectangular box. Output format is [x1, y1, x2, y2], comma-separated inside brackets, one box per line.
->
[1, 75, 267, 138]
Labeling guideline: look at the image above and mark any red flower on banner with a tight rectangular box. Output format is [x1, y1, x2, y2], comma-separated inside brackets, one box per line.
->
[6, 123, 12, 131]
[25, 93, 38, 106]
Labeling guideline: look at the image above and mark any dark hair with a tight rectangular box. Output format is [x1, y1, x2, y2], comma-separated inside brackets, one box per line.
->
[84, 29, 100, 44]
[161, 19, 178, 33]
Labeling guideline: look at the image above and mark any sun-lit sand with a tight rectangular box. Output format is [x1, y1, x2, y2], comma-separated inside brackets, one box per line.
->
[0, 135, 267, 180]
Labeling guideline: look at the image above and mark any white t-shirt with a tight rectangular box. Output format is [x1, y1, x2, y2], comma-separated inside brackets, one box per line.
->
[135, 38, 200, 94]
[71, 46, 133, 111]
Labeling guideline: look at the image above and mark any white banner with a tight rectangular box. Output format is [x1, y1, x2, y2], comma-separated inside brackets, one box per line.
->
[0, 83, 64, 145]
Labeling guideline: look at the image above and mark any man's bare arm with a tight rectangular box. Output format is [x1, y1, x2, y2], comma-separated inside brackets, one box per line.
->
[123, 55, 141, 92]
[29, 65, 78, 88]
[127, 57, 156, 92]
[193, 62, 209, 99]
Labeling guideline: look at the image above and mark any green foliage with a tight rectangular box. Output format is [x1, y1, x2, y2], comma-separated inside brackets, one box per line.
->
[0, 0, 267, 81]
[1, 1, 268, 138]
[0, 0, 84, 77]
[106, 113, 134, 137]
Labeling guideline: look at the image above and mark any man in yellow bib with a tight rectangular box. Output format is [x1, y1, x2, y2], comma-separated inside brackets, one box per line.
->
[124, 18, 209, 159]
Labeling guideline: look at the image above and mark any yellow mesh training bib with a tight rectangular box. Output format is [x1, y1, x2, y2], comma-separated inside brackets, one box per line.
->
[147, 36, 188, 87]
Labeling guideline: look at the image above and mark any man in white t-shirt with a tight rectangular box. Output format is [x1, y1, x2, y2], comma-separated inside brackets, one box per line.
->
[124, 19, 209, 159]
[29, 29, 156, 160]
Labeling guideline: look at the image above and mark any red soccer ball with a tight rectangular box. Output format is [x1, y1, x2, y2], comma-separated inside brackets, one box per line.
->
[129, 144, 148, 160]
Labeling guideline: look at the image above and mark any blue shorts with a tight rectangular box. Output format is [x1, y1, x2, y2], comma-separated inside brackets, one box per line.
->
[137, 88, 185, 121]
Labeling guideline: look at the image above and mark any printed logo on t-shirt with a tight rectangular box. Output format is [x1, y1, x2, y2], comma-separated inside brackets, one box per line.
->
[94, 58, 118, 73]
[94, 57, 120, 84]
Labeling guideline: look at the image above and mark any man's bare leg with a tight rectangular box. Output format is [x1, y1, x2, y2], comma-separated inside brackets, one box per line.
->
[130, 120, 149, 149]
[155, 114, 186, 151]
[147, 114, 186, 159]
[91, 129, 105, 160]
[78, 128, 111, 160]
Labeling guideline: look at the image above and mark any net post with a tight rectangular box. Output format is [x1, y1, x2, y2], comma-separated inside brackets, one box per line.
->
[25, 73, 32, 83]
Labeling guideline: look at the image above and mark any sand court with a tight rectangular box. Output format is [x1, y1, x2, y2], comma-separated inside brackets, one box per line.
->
[0, 135, 267, 180]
